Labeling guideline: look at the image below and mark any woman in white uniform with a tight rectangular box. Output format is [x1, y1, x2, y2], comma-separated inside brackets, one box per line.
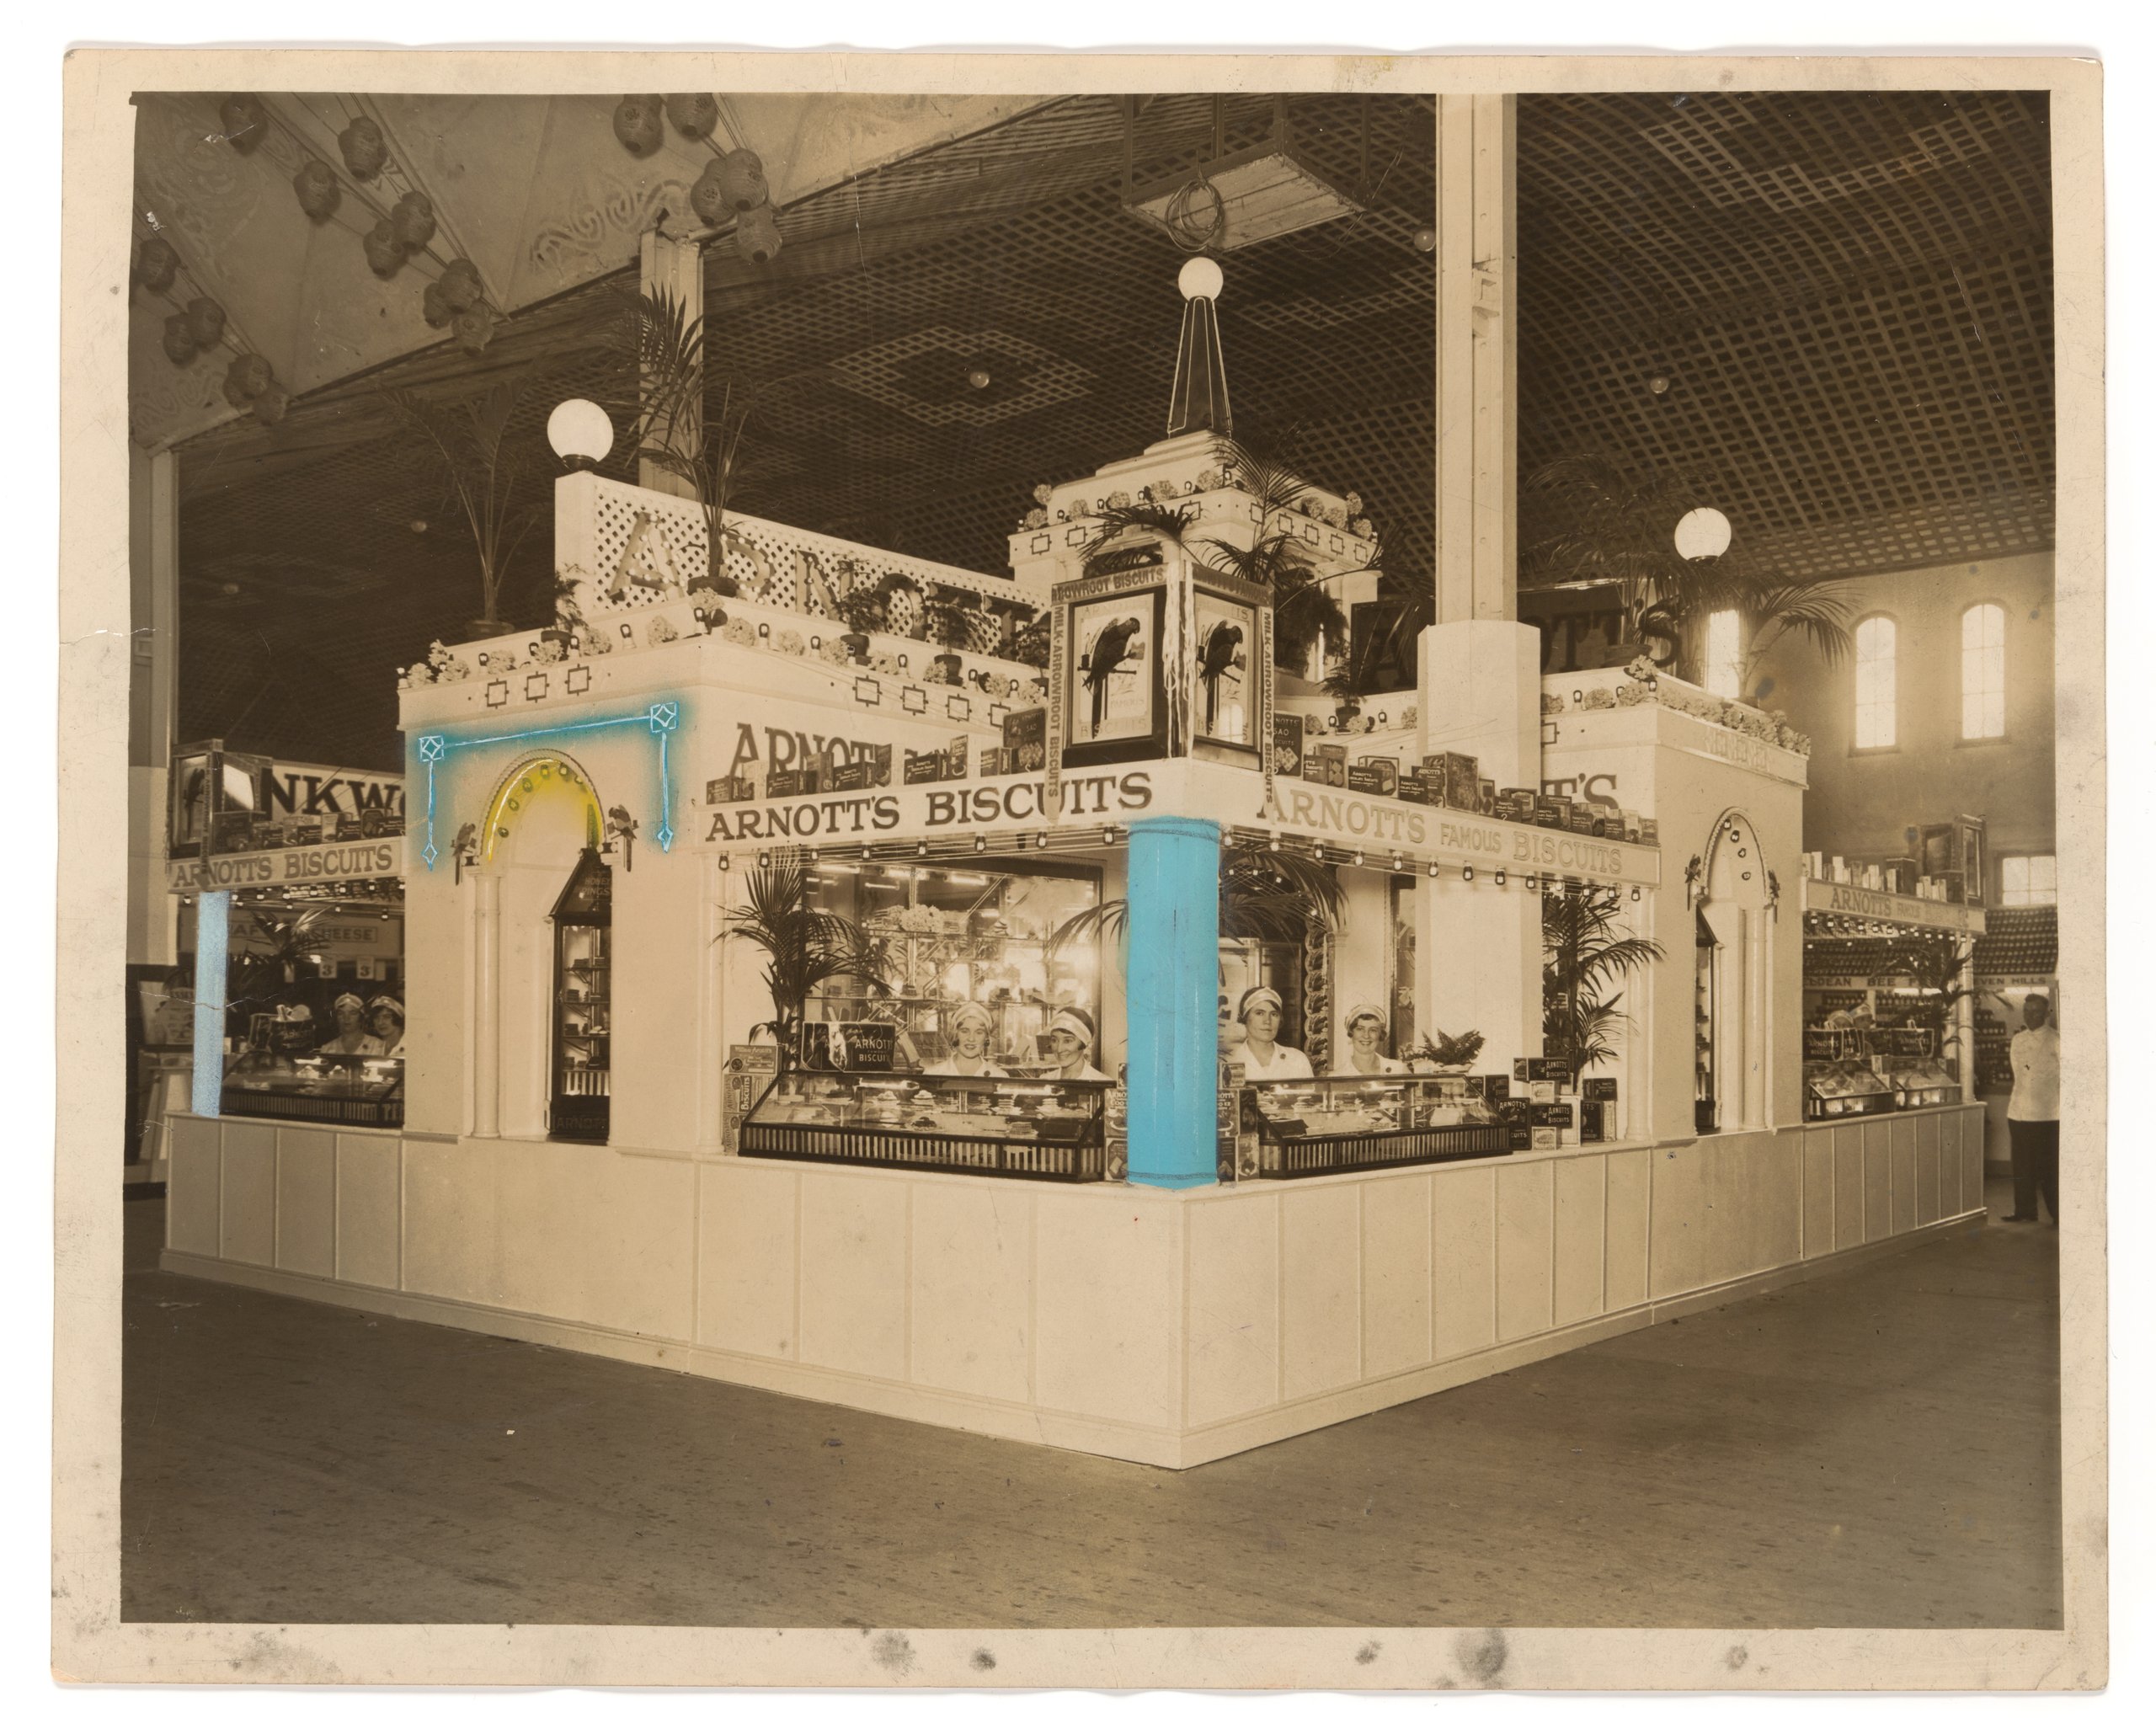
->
[925, 1000, 1006, 1077]
[366, 995, 406, 1059]
[1341, 1002, 1404, 1075]
[1041, 1006, 1109, 1081]
[1225, 986, 1314, 1080]
[320, 992, 383, 1056]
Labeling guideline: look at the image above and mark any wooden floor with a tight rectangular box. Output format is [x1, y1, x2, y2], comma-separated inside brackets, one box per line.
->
[120, 1185, 2062, 1630]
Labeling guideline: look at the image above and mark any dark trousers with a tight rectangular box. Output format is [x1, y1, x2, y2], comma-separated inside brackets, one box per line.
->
[2009, 1118, 2060, 1223]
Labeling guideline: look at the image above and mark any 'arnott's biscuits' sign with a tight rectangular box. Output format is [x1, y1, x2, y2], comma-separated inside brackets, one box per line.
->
[166, 838, 404, 893]
[1800, 874, 1985, 934]
[1257, 780, 1654, 884]
[698, 770, 1155, 845]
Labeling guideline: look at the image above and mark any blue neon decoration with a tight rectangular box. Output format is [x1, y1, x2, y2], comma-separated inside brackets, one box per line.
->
[1123, 815, 1222, 1191]
[413, 698, 683, 868]
[190, 889, 231, 1117]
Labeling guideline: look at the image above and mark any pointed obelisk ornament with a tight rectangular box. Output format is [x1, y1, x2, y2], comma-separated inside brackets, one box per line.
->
[1165, 254, 1231, 439]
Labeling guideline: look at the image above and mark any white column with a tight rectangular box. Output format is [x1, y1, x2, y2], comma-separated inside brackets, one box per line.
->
[1434, 93, 1517, 626]
[472, 871, 502, 1138]
[129, 446, 180, 967]
[1415, 618, 1545, 1069]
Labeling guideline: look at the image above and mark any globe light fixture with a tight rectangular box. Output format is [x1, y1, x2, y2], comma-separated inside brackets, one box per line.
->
[1673, 504, 1732, 563]
[547, 398, 614, 469]
[1177, 253, 1225, 302]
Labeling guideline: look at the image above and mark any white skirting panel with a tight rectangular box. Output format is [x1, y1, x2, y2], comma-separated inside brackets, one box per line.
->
[162, 1103, 1987, 1470]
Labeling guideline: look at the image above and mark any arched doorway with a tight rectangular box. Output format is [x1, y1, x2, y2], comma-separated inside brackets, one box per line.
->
[472, 753, 611, 1141]
[1694, 809, 1773, 1133]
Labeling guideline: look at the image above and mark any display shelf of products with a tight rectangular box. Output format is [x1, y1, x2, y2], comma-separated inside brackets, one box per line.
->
[1804, 1058, 1896, 1119]
[804, 861, 1099, 1070]
[739, 1070, 1107, 1181]
[1241, 1075, 1510, 1177]
[1974, 905, 2057, 977]
[221, 1052, 404, 1127]
[549, 849, 612, 1144]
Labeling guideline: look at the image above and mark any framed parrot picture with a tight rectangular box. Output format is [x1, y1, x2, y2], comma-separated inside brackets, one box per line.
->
[1060, 584, 1166, 767]
[1193, 589, 1258, 750]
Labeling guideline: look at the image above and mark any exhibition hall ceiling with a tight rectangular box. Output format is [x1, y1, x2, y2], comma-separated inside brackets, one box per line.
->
[150, 88, 2053, 767]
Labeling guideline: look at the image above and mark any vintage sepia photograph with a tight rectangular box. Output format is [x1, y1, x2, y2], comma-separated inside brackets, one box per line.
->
[52, 48, 2105, 1690]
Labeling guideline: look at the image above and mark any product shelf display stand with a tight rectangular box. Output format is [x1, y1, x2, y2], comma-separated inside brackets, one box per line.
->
[549, 846, 612, 1143]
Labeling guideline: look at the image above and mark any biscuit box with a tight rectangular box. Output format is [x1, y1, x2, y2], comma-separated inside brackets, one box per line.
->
[867, 743, 894, 787]
[1578, 1100, 1608, 1142]
[1396, 771, 1431, 805]
[1584, 1076, 1619, 1102]
[903, 750, 943, 785]
[1270, 711, 1306, 779]
[945, 734, 969, 780]
[1640, 817, 1659, 848]
[1482, 1073, 1511, 1101]
[1536, 794, 1574, 830]
[1444, 753, 1481, 810]
[705, 775, 755, 805]
[1348, 757, 1399, 798]
[830, 760, 873, 792]
[1311, 743, 1348, 787]
[1002, 707, 1048, 774]
[976, 747, 1005, 777]
[765, 768, 803, 798]
[1530, 1127, 1561, 1150]
[1513, 1056, 1550, 1082]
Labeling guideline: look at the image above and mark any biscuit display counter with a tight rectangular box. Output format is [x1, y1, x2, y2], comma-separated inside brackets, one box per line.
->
[739, 1070, 1108, 1181]
[1239, 1074, 1508, 1177]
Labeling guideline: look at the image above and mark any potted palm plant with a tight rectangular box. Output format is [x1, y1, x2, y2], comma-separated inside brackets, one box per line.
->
[1046, 842, 1346, 959]
[382, 370, 548, 637]
[1542, 881, 1665, 1075]
[599, 285, 754, 598]
[719, 858, 886, 1073]
[922, 589, 975, 685]
[834, 584, 886, 664]
[1193, 440, 1356, 675]
[1519, 453, 1853, 691]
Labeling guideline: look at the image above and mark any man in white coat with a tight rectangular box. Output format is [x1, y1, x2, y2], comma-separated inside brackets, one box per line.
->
[2004, 992, 2059, 1226]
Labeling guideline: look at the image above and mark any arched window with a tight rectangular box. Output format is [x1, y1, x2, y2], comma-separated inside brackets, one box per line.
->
[1853, 615, 1897, 749]
[1702, 609, 1742, 698]
[1961, 603, 2006, 739]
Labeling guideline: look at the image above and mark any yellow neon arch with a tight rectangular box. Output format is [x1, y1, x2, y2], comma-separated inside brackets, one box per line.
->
[481, 753, 604, 862]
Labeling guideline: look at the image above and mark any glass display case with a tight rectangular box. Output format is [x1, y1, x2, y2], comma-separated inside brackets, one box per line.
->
[1694, 908, 1719, 1134]
[1241, 1075, 1509, 1178]
[550, 848, 612, 1143]
[803, 859, 1101, 1071]
[1803, 1059, 1896, 1120]
[738, 1070, 1107, 1182]
[221, 1050, 405, 1127]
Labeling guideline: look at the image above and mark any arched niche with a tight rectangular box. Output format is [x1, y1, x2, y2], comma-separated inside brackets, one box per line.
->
[1694, 809, 1774, 1133]
[476, 752, 609, 1140]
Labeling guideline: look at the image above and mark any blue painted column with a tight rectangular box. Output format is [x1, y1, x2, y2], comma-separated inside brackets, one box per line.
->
[1124, 815, 1221, 1190]
[189, 890, 230, 1118]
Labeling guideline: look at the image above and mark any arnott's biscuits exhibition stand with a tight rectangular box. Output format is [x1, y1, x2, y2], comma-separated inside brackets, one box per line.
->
[162, 278, 1986, 1471]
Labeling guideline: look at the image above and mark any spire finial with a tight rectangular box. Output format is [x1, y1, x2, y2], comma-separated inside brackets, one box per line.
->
[1166, 256, 1231, 438]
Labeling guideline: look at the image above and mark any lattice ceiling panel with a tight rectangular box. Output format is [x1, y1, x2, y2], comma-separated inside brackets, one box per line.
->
[1516, 88, 2053, 586]
[167, 88, 2050, 771]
